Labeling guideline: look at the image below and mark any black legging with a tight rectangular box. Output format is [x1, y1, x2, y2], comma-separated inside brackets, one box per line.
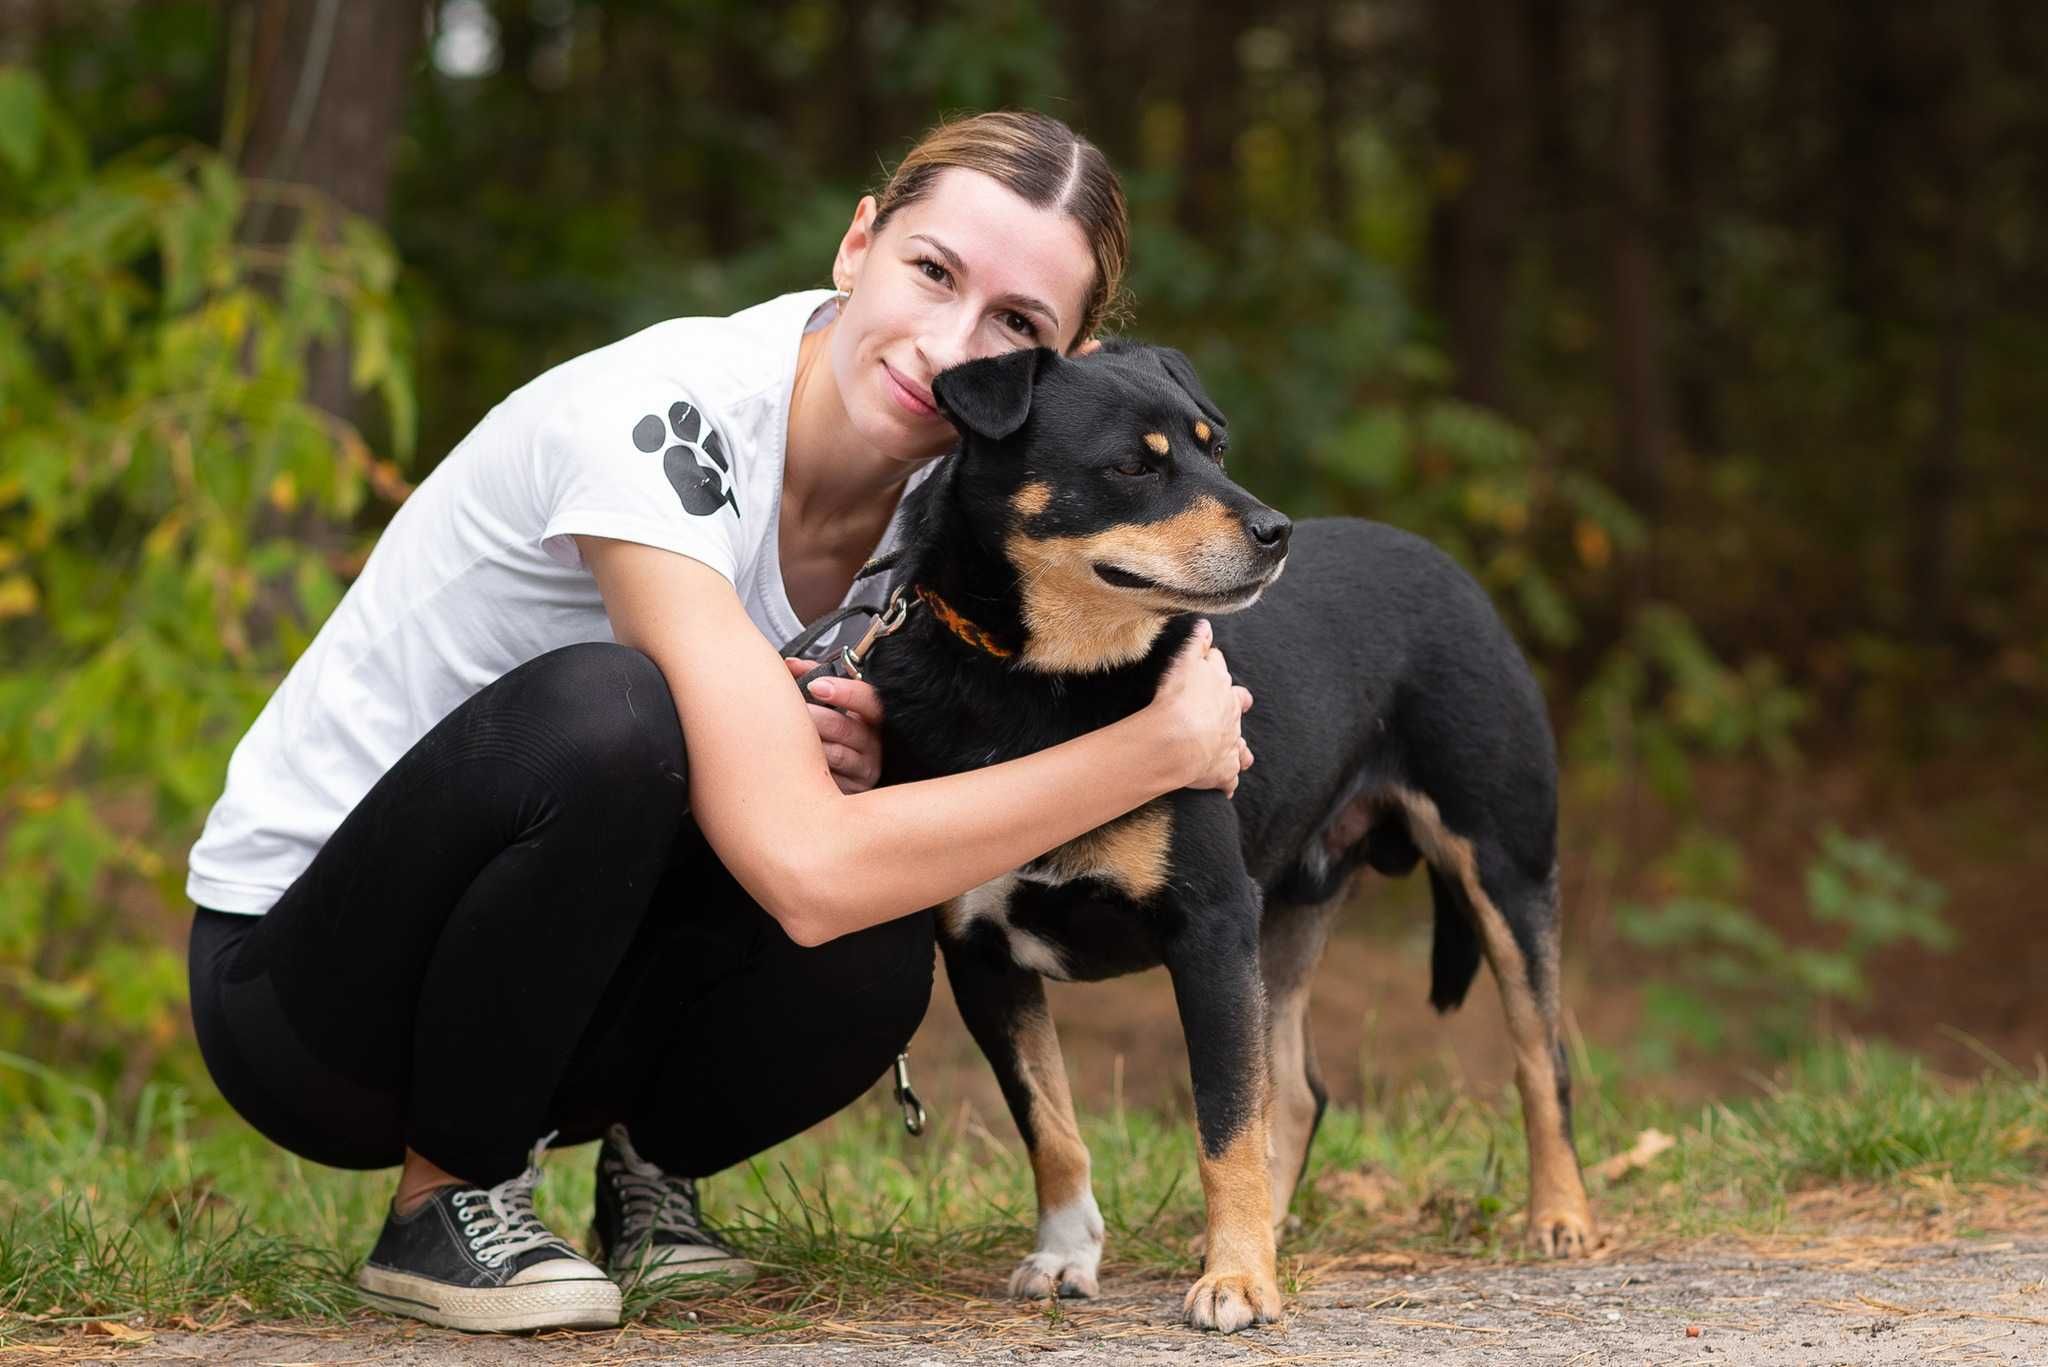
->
[187, 641, 934, 1187]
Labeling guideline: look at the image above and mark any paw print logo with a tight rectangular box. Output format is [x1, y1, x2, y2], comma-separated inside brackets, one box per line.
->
[632, 401, 739, 519]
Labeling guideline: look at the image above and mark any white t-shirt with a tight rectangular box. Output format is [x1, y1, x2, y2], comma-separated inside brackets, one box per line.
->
[185, 288, 935, 915]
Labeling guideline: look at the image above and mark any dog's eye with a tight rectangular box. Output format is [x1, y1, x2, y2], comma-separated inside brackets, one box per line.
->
[1212, 440, 1228, 467]
[1113, 459, 1152, 478]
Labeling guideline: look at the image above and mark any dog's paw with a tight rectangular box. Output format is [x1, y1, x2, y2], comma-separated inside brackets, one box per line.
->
[1007, 1251, 1099, 1300]
[1526, 1202, 1598, 1258]
[1182, 1268, 1282, 1333]
[1008, 1195, 1104, 1299]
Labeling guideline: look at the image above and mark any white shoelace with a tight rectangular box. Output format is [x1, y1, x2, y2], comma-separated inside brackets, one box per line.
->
[453, 1133, 575, 1268]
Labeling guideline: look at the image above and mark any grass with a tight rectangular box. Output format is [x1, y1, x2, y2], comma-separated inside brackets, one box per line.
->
[1, 1037, 2042, 1344]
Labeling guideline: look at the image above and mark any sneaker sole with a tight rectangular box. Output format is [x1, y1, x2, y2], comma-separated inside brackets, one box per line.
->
[591, 1223, 756, 1292]
[617, 1258, 756, 1293]
[356, 1264, 621, 1332]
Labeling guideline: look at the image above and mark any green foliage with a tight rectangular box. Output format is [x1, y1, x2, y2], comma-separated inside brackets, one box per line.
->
[1315, 391, 1645, 652]
[0, 71, 413, 1096]
[1617, 831, 1954, 1065]
[1570, 605, 1809, 810]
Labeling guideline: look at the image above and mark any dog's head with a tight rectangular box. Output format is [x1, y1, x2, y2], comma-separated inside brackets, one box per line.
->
[921, 341, 1290, 673]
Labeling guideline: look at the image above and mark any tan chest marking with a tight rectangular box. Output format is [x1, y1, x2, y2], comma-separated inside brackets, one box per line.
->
[1023, 802, 1173, 901]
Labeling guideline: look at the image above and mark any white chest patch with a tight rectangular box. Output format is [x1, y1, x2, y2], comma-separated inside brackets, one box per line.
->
[943, 872, 1074, 980]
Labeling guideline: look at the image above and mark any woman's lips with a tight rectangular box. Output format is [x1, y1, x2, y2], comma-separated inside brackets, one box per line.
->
[882, 361, 937, 418]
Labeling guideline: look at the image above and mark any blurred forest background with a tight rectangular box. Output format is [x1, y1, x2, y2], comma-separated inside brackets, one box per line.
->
[1, 0, 2043, 1122]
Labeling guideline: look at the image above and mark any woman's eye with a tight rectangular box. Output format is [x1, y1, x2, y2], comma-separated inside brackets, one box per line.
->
[1004, 311, 1039, 339]
[916, 256, 949, 285]
[1113, 459, 1151, 478]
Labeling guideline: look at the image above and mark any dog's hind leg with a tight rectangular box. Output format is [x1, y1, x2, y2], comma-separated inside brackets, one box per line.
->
[1476, 865, 1596, 1256]
[938, 925, 1104, 1300]
[1260, 895, 1339, 1237]
[1396, 790, 1597, 1258]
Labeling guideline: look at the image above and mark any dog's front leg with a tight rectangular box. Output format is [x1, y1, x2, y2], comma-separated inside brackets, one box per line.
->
[939, 923, 1103, 1299]
[1160, 822, 1280, 1332]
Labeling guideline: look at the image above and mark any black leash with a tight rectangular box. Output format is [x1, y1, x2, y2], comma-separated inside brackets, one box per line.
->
[777, 551, 920, 708]
[776, 551, 928, 1137]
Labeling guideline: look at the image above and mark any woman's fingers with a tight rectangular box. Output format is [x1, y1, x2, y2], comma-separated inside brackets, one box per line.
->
[821, 737, 882, 794]
[806, 703, 858, 746]
[1145, 618, 1257, 796]
[784, 656, 886, 723]
[785, 658, 885, 791]
[823, 677, 885, 724]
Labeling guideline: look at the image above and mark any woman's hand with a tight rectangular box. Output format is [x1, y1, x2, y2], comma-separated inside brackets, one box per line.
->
[784, 658, 887, 794]
[1147, 619, 1255, 796]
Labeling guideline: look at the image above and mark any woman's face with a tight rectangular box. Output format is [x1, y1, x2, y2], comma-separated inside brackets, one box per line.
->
[828, 167, 1096, 461]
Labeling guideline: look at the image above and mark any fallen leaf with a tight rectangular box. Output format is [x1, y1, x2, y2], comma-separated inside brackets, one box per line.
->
[1588, 1127, 1677, 1184]
[83, 1320, 154, 1342]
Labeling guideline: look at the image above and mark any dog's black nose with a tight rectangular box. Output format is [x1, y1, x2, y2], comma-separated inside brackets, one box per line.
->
[1248, 510, 1292, 553]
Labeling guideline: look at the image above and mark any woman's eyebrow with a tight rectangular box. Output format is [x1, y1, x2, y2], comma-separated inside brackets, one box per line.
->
[910, 233, 1061, 330]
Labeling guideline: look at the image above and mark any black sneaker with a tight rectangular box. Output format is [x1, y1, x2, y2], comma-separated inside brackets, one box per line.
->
[355, 1135, 620, 1332]
[591, 1123, 755, 1290]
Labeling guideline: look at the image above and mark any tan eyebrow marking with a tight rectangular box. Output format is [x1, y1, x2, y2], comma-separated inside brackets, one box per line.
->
[1194, 420, 1212, 443]
[1143, 432, 1170, 455]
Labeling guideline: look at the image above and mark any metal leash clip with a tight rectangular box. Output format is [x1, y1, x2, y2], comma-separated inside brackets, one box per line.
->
[893, 1051, 926, 1137]
[837, 586, 912, 681]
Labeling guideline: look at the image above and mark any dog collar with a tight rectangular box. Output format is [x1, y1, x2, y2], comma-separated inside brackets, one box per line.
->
[912, 584, 1016, 659]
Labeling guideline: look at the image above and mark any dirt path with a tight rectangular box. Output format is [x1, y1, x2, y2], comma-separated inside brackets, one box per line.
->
[30, 1236, 2045, 1366]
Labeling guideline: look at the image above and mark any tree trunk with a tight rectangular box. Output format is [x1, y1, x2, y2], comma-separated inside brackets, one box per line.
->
[1311, 0, 1351, 232]
[1175, 6, 1241, 236]
[1911, 7, 1991, 652]
[1432, 0, 1529, 412]
[1662, 0, 1717, 459]
[1610, 0, 1668, 593]
[235, 0, 424, 420]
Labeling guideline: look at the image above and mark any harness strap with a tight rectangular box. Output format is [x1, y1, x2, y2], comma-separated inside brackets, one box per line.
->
[777, 601, 879, 664]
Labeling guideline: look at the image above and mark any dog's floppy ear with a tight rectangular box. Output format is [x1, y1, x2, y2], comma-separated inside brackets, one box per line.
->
[932, 347, 1052, 441]
[1154, 346, 1227, 431]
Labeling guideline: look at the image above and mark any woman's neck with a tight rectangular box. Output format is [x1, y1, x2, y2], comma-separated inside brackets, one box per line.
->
[784, 321, 931, 544]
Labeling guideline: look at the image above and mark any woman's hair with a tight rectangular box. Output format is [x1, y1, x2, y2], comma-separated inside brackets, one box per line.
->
[871, 110, 1132, 346]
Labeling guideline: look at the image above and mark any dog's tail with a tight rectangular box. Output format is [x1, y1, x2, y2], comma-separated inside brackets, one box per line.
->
[1427, 865, 1483, 1012]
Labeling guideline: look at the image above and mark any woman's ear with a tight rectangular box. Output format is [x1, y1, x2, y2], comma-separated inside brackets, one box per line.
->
[830, 194, 880, 293]
[1070, 336, 1104, 358]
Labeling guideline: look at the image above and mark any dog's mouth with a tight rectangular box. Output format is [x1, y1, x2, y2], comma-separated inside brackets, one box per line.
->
[1092, 561, 1280, 608]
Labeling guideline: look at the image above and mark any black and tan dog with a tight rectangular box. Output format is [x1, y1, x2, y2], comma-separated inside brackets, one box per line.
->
[858, 342, 1597, 1334]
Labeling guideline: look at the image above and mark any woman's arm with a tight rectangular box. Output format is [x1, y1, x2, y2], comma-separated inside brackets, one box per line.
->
[580, 535, 1248, 946]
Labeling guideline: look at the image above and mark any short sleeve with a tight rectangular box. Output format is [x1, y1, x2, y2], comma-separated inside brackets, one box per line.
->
[536, 374, 748, 585]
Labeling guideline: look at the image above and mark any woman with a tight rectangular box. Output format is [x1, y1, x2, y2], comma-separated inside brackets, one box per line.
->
[184, 110, 1253, 1334]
